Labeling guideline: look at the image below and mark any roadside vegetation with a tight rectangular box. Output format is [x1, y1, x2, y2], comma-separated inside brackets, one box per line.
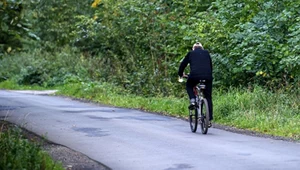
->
[0, 121, 64, 170]
[0, 1, 299, 163]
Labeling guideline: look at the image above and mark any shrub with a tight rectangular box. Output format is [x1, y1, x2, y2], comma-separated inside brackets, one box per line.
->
[0, 125, 63, 170]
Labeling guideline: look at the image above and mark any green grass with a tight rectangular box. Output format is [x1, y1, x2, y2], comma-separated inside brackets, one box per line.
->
[213, 87, 300, 139]
[0, 122, 64, 170]
[0, 80, 48, 90]
[1, 80, 299, 140]
[56, 82, 188, 118]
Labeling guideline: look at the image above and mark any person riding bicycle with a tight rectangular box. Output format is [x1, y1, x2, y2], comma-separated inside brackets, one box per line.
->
[178, 42, 213, 126]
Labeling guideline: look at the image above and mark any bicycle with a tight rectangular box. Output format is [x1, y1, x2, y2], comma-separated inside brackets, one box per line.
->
[179, 77, 210, 134]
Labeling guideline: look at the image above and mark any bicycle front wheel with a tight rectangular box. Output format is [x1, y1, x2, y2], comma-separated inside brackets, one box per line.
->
[200, 98, 210, 134]
[189, 108, 198, 133]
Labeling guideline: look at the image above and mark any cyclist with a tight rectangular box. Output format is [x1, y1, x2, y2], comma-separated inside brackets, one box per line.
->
[178, 42, 213, 126]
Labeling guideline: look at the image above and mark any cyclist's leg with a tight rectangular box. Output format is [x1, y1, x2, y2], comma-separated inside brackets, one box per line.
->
[204, 79, 213, 121]
[186, 78, 198, 107]
[186, 78, 197, 99]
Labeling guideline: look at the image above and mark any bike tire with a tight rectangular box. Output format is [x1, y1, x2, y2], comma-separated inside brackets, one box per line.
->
[189, 108, 198, 133]
[200, 98, 210, 134]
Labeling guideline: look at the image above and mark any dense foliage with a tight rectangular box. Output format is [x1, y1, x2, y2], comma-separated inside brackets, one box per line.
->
[0, 0, 299, 96]
[205, 0, 300, 88]
[1, 0, 26, 55]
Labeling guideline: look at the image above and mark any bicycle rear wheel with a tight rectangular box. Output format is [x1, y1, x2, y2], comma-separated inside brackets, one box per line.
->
[200, 98, 210, 134]
[189, 108, 198, 133]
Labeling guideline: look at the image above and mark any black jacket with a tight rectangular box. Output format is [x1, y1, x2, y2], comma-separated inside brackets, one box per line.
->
[178, 48, 213, 80]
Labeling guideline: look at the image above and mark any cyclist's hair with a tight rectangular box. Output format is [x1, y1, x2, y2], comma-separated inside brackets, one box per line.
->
[193, 42, 203, 50]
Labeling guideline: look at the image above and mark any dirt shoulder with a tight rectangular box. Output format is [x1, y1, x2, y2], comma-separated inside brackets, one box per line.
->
[0, 121, 110, 170]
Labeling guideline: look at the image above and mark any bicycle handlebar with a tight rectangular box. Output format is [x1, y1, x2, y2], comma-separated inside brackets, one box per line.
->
[178, 74, 189, 82]
[178, 74, 207, 84]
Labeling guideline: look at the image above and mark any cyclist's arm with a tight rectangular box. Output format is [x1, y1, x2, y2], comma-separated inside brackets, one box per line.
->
[207, 51, 213, 72]
[178, 52, 190, 77]
[209, 53, 213, 72]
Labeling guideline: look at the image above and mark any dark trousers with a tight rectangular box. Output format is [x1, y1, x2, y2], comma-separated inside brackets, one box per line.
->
[186, 78, 213, 120]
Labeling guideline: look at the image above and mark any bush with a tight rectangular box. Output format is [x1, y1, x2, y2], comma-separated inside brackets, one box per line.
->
[1, 0, 300, 97]
[0, 46, 88, 87]
[0, 125, 63, 170]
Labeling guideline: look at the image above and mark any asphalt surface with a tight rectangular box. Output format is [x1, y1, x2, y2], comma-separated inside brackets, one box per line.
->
[0, 90, 299, 170]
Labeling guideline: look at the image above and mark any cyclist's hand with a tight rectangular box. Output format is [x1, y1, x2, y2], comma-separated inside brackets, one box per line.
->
[178, 76, 184, 82]
[183, 74, 189, 78]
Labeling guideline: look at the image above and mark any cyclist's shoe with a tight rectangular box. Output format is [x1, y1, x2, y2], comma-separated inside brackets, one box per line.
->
[208, 121, 212, 128]
[188, 104, 196, 110]
[188, 98, 196, 110]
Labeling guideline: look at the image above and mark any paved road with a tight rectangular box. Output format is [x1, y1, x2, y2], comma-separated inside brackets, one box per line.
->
[0, 90, 299, 170]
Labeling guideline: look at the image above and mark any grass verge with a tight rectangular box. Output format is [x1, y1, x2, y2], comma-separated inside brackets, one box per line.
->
[0, 80, 48, 90]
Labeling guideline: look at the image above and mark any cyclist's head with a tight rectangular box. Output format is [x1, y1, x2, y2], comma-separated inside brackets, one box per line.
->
[192, 42, 203, 50]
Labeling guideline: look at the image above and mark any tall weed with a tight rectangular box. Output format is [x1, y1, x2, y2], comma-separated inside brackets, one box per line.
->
[214, 86, 300, 139]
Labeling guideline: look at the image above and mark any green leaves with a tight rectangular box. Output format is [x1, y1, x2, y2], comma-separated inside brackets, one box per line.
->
[0, 0, 41, 55]
[198, 0, 300, 88]
[0, 125, 64, 170]
[1, 0, 300, 95]
[27, 0, 93, 48]
[0, 0, 23, 53]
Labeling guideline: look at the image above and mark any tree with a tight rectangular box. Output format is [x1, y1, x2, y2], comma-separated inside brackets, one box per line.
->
[28, 0, 93, 49]
[0, 0, 24, 55]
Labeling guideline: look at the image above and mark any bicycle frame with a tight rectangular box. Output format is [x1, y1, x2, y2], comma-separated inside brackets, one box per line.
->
[193, 83, 206, 105]
[183, 78, 210, 134]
